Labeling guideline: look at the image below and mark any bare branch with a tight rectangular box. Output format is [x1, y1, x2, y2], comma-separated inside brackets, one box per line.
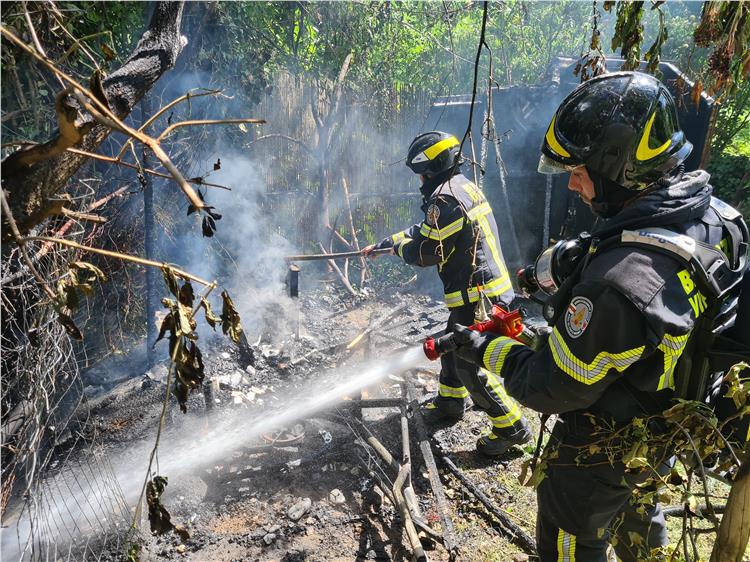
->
[0, 190, 56, 300]
[55, 31, 110, 67]
[318, 242, 357, 296]
[156, 118, 266, 141]
[66, 148, 231, 190]
[115, 88, 225, 160]
[247, 134, 316, 157]
[1, 25, 208, 216]
[59, 207, 106, 224]
[0, 4, 195, 235]
[25, 236, 214, 287]
[5, 88, 93, 171]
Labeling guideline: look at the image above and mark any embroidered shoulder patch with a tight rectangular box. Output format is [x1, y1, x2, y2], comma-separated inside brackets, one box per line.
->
[565, 296, 593, 339]
[426, 204, 440, 226]
[426, 203, 440, 226]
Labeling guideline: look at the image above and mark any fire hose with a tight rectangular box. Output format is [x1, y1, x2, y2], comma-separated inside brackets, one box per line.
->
[422, 304, 540, 361]
[285, 248, 392, 261]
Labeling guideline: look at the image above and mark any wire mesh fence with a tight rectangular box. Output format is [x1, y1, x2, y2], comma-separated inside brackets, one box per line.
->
[0, 73, 438, 561]
[1, 239, 134, 560]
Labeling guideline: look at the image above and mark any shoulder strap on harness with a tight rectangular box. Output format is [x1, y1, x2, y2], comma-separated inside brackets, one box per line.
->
[617, 199, 749, 402]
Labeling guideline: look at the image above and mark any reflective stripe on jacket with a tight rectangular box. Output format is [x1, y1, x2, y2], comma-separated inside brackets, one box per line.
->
[467, 172, 749, 423]
[378, 173, 514, 307]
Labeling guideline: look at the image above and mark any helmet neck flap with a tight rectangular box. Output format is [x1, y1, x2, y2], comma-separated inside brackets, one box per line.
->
[588, 168, 638, 218]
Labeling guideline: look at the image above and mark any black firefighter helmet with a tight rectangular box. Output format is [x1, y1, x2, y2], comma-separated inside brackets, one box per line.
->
[539, 72, 693, 209]
[406, 131, 462, 176]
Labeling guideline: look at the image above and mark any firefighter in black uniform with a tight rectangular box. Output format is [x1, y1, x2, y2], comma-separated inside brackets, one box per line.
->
[363, 131, 532, 457]
[451, 72, 749, 561]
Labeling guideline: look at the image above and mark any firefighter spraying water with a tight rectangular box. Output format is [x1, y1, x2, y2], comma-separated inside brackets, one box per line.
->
[422, 303, 541, 361]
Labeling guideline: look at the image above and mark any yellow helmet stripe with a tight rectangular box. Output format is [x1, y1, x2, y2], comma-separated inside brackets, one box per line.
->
[545, 116, 571, 158]
[636, 112, 671, 161]
[423, 136, 460, 160]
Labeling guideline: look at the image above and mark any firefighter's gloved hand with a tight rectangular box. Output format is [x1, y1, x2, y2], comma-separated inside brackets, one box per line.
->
[363, 242, 394, 259]
[452, 324, 490, 366]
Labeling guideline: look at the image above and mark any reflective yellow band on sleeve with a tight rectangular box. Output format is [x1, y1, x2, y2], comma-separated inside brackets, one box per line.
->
[469, 276, 513, 300]
[483, 337, 522, 374]
[549, 327, 644, 385]
[463, 181, 484, 203]
[444, 290, 465, 307]
[557, 528, 577, 562]
[656, 332, 691, 391]
[466, 202, 492, 221]
[396, 239, 411, 258]
[419, 217, 464, 240]
[391, 231, 408, 244]
[439, 383, 469, 399]
[424, 136, 460, 160]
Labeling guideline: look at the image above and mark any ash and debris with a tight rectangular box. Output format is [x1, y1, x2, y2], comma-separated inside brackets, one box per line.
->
[78, 280, 540, 561]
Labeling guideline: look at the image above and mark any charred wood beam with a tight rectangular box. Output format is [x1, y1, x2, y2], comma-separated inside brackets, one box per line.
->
[439, 453, 537, 555]
[348, 414, 428, 562]
[405, 380, 459, 560]
[1, 1, 186, 236]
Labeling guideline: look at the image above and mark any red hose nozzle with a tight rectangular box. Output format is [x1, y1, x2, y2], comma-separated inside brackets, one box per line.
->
[423, 333, 459, 361]
[423, 337, 440, 361]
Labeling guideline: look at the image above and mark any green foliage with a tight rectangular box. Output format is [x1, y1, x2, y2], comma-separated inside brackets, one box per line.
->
[611, 1, 646, 70]
[1, 1, 147, 145]
[524, 374, 748, 560]
[707, 77, 750, 214]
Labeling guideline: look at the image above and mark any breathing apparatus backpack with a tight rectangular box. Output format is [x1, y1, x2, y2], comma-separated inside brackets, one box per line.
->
[523, 197, 750, 448]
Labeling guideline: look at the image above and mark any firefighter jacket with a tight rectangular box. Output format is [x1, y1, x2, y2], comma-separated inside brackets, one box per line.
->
[458, 170, 747, 422]
[375, 172, 514, 308]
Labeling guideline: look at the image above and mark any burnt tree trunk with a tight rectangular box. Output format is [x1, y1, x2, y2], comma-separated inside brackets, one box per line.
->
[1, 1, 186, 237]
[141, 95, 158, 367]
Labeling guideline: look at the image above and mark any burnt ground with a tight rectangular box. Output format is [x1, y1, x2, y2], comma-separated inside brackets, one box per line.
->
[76, 278, 723, 562]
[76, 277, 543, 562]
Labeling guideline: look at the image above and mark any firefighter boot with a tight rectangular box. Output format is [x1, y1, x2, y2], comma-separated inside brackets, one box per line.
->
[422, 396, 465, 425]
[476, 424, 533, 458]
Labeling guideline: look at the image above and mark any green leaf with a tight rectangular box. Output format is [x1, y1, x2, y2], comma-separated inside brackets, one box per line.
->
[126, 543, 140, 562]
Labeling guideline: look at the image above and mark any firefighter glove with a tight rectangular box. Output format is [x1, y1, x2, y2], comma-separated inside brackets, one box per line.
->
[452, 324, 490, 366]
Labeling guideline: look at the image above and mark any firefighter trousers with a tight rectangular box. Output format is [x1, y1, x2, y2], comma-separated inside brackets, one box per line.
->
[439, 303, 527, 435]
[536, 418, 670, 562]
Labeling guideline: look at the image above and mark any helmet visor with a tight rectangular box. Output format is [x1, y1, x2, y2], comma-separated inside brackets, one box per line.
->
[537, 154, 578, 175]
